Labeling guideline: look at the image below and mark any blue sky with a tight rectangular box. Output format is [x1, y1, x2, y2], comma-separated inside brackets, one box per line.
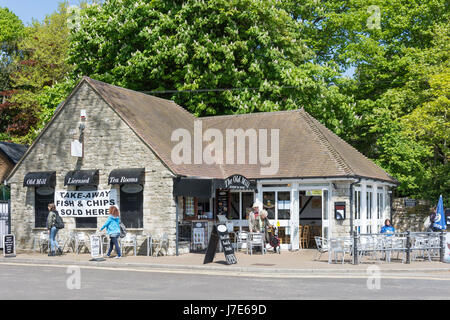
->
[0, 0, 76, 25]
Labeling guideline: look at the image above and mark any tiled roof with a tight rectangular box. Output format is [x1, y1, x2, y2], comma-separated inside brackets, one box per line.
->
[0, 141, 27, 164]
[85, 78, 396, 183]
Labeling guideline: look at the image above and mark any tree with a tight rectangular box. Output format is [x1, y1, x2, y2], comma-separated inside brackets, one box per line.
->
[0, 7, 24, 141]
[68, 0, 356, 136]
[4, 3, 73, 144]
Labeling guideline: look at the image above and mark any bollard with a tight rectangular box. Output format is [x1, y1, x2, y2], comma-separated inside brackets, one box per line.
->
[440, 231, 445, 263]
[406, 231, 411, 264]
[353, 233, 359, 265]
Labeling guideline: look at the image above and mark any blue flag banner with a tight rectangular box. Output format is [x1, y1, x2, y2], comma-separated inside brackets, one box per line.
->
[433, 195, 447, 230]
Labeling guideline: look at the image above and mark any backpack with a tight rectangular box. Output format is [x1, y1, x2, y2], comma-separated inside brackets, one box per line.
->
[54, 211, 65, 229]
[119, 222, 127, 238]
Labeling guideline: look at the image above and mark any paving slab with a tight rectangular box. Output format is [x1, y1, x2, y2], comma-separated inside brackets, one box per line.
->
[1, 249, 450, 275]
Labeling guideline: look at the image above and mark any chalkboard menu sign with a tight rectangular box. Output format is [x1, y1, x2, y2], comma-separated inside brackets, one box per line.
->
[203, 224, 237, 265]
[3, 234, 16, 257]
[216, 189, 229, 217]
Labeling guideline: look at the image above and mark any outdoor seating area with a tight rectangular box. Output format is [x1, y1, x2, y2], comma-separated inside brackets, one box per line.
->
[31, 230, 168, 257]
[325, 232, 445, 264]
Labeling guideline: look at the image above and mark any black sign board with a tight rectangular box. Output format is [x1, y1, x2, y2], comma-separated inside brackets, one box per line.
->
[404, 199, 417, 207]
[224, 174, 254, 190]
[203, 224, 237, 265]
[3, 234, 15, 257]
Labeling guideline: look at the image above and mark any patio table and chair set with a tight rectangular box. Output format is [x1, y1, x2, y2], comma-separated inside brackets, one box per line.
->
[314, 232, 445, 264]
[32, 231, 169, 257]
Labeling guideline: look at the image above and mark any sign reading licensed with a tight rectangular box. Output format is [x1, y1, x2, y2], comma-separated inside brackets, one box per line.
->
[55, 189, 117, 217]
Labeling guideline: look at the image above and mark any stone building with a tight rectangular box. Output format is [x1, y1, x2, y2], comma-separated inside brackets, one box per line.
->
[6, 77, 398, 255]
[0, 141, 27, 200]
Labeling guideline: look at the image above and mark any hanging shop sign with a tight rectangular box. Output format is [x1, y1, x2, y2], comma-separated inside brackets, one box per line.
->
[3, 234, 16, 257]
[223, 175, 254, 190]
[23, 171, 56, 187]
[203, 224, 237, 265]
[55, 189, 117, 217]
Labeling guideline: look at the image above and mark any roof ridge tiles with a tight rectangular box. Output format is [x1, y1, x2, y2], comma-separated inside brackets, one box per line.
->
[200, 109, 302, 120]
[298, 109, 355, 176]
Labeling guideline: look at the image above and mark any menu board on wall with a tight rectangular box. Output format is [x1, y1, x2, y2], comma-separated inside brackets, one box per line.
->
[216, 189, 229, 217]
[191, 221, 208, 252]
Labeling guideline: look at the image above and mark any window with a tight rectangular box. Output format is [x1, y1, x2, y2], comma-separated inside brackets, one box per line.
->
[377, 193, 384, 219]
[229, 193, 240, 220]
[277, 192, 290, 220]
[263, 192, 275, 219]
[183, 197, 213, 220]
[35, 187, 54, 228]
[241, 192, 254, 220]
[120, 184, 143, 228]
[367, 191, 373, 219]
[76, 185, 97, 228]
[354, 190, 361, 219]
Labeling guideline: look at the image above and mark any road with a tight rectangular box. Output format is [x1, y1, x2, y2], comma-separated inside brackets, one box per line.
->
[0, 263, 449, 300]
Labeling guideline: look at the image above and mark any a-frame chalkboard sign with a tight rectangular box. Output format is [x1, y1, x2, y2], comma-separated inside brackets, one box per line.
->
[203, 224, 237, 265]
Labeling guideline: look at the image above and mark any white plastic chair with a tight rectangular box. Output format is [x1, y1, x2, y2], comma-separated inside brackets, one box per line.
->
[247, 232, 265, 255]
[120, 233, 137, 256]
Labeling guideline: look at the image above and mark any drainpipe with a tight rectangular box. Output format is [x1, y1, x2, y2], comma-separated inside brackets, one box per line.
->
[349, 177, 361, 237]
[175, 196, 179, 256]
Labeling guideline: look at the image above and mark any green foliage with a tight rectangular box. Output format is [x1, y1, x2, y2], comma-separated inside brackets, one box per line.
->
[68, 0, 356, 136]
[4, 2, 74, 144]
[0, 7, 25, 93]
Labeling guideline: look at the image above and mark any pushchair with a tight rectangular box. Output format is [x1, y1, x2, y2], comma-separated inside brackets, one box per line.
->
[267, 226, 281, 254]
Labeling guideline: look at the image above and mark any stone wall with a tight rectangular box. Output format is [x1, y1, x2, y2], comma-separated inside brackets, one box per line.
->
[391, 197, 431, 232]
[8, 82, 178, 255]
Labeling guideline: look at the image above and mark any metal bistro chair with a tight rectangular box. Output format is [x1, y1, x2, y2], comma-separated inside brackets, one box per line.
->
[328, 238, 352, 264]
[153, 233, 169, 257]
[120, 233, 137, 256]
[247, 232, 265, 255]
[411, 235, 432, 262]
[384, 235, 406, 263]
[314, 236, 328, 261]
[236, 231, 249, 252]
[34, 231, 49, 253]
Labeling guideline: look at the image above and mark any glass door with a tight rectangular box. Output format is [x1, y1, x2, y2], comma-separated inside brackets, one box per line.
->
[262, 189, 291, 250]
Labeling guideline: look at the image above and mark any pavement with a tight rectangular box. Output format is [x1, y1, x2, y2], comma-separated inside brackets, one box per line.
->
[2, 248, 450, 276]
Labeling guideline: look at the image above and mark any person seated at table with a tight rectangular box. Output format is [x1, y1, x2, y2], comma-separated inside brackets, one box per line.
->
[380, 219, 395, 235]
